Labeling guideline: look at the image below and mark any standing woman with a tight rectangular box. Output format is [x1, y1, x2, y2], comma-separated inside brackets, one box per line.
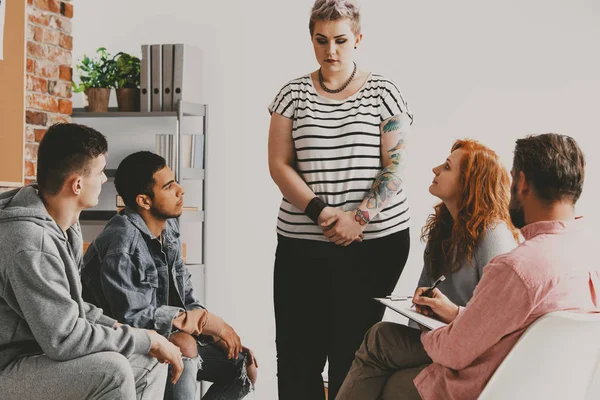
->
[268, 1, 413, 398]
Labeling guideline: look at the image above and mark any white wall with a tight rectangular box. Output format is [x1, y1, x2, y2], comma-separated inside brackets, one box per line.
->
[73, 1, 600, 398]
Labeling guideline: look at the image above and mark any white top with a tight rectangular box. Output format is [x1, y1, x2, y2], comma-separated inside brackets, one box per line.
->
[269, 73, 413, 241]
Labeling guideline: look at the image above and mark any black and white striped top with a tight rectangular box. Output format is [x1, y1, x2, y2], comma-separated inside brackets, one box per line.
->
[269, 73, 412, 241]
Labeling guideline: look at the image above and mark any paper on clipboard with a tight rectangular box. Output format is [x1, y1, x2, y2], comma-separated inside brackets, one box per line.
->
[375, 297, 448, 331]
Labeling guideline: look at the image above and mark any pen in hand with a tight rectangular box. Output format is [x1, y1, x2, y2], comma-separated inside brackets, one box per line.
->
[411, 275, 446, 309]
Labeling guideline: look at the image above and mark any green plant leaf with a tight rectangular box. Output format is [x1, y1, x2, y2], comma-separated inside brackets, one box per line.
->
[73, 47, 119, 90]
[112, 52, 141, 89]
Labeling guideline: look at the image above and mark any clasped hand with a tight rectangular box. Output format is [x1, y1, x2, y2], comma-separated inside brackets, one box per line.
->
[318, 207, 365, 246]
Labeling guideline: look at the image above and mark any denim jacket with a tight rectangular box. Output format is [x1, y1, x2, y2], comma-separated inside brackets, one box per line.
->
[82, 208, 204, 337]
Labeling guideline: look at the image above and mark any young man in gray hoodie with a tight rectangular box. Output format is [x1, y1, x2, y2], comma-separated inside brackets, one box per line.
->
[0, 123, 184, 400]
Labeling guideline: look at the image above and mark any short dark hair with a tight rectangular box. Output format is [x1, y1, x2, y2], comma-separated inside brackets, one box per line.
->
[513, 133, 585, 204]
[37, 123, 108, 195]
[114, 151, 166, 210]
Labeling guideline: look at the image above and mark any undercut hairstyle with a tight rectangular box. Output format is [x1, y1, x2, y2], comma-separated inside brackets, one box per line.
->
[114, 151, 167, 210]
[37, 123, 108, 196]
[513, 133, 585, 204]
[309, 0, 361, 36]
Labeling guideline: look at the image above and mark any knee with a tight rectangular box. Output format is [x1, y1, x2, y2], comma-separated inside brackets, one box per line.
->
[238, 351, 258, 387]
[364, 322, 398, 350]
[221, 352, 255, 385]
[169, 332, 198, 358]
[367, 321, 397, 337]
[97, 352, 132, 376]
[94, 352, 136, 392]
[232, 352, 255, 394]
[246, 361, 258, 387]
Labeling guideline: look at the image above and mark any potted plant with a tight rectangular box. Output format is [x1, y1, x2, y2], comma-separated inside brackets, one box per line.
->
[113, 52, 141, 112]
[73, 47, 116, 112]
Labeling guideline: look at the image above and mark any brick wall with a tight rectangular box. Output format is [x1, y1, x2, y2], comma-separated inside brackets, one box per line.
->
[24, 0, 74, 185]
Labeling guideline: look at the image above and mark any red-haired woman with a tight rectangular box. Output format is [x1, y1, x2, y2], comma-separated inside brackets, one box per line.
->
[337, 139, 520, 399]
[415, 138, 520, 313]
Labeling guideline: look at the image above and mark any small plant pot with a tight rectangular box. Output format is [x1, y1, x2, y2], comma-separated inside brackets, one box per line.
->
[84, 88, 111, 112]
[116, 88, 141, 112]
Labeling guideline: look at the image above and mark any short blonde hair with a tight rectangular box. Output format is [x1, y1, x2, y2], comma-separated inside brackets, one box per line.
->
[309, 0, 361, 37]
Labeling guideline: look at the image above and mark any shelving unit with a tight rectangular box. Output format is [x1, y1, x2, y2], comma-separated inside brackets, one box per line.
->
[72, 100, 208, 304]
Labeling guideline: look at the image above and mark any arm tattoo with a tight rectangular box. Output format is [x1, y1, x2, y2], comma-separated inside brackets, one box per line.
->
[355, 209, 370, 226]
[388, 138, 404, 155]
[358, 115, 408, 216]
[364, 170, 402, 210]
[383, 117, 403, 134]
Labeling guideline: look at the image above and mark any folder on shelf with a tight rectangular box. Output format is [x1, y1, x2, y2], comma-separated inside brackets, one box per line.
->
[173, 44, 203, 108]
[140, 45, 151, 112]
[150, 44, 162, 112]
[162, 44, 174, 111]
[173, 44, 184, 108]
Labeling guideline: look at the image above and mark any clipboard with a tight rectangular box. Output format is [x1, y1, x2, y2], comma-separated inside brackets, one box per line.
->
[375, 297, 448, 330]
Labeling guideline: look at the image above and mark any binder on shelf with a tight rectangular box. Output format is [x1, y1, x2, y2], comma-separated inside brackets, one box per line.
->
[140, 45, 151, 112]
[162, 44, 174, 111]
[150, 44, 162, 112]
[173, 44, 203, 107]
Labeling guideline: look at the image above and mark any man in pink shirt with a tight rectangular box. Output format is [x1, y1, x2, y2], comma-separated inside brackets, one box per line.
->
[336, 133, 598, 400]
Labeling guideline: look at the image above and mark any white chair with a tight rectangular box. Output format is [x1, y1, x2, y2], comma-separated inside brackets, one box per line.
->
[478, 311, 600, 400]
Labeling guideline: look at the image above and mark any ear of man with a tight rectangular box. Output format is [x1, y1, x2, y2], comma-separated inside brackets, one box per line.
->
[136, 194, 152, 211]
[517, 171, 530, 196]
[67, 175, 82, 196]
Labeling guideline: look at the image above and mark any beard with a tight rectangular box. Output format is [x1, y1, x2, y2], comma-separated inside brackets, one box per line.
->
[509, 204, 526, 229]
[509, 181, 526, 228]
[150, 205, 182, 220]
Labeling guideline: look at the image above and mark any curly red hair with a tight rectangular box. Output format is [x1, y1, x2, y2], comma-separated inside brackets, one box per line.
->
[421, 139, 519, 278]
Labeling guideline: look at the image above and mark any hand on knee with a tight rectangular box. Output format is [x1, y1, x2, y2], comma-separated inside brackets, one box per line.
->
[169, 331, 198, 358]
[246, 360, 258, 386]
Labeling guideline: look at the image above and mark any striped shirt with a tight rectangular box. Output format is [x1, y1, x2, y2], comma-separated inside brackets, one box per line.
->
[269, 73, 413, 241]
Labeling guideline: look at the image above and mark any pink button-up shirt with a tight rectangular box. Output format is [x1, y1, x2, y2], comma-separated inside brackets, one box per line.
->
[414, 219, 599, 400]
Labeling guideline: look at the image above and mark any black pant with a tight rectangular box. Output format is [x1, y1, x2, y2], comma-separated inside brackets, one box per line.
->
[274, 229, 410, 400]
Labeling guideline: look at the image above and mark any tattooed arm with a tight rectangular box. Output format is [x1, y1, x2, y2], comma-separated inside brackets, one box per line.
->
[356, 113, 410, 223]
[322, 113, 411, 245]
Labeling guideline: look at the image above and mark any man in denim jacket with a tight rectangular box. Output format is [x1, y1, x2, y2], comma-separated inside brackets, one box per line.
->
[82, 151, 256, 400]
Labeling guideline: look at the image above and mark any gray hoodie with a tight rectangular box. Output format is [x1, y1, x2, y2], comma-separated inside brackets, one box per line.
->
[0, 185, 151, 370]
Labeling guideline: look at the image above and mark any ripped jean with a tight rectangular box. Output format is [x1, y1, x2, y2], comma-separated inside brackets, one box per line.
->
[164, 340, 252, 400]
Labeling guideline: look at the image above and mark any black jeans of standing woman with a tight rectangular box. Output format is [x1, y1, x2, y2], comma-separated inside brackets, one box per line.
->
[274, 228, 410, 400]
